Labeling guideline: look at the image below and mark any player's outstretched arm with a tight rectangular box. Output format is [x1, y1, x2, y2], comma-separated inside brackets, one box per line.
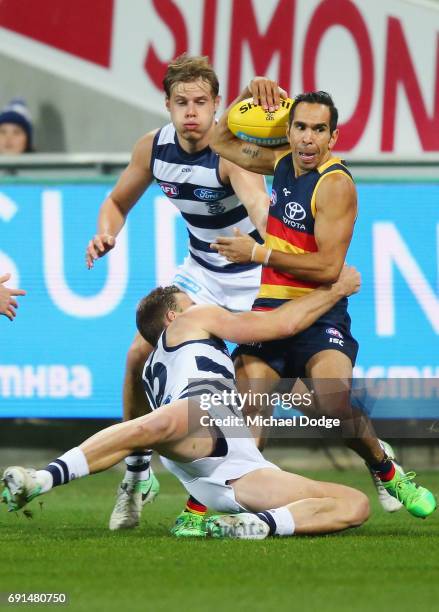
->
[210, 78, 288, 176]
[0, 273, 26, 321]
[85, 131, 157, 269]
[196, 266, 360, 344]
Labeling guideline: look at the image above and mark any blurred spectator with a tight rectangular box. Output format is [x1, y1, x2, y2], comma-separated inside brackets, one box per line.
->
[0, 98, 34, 154]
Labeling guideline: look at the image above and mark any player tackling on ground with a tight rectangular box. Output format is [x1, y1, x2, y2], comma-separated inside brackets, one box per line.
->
[85, 55, 269, 535]
[209, 78, 434, 517]
[3, 267, 372, 537]
[2, 268, 436, 530]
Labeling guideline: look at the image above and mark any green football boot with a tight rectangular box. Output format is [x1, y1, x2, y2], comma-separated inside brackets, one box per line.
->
[382, 470, 436, 518]
[171, 510, 207, 537]
[2, 466, 42, 512]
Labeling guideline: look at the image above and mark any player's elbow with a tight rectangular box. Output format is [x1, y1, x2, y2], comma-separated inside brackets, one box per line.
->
[319, 263, 342, 284]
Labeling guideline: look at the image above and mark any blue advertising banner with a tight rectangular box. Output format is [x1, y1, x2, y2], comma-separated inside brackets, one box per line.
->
[0, 180, 438, 418]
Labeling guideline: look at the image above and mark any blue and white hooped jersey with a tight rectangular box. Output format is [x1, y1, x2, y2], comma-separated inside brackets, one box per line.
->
[151, 123, 262, 274]
[142, 329, 235, 410]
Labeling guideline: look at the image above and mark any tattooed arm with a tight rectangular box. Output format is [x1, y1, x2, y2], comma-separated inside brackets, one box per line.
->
[210, 78, 290, 176]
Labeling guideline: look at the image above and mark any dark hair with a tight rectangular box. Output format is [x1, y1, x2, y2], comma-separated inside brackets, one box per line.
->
[289, 91, 338, 133]
[163, 53, 219, 98]
[136, 285, 181, 346]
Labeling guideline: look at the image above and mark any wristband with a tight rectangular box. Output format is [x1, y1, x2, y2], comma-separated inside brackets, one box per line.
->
[251, 243, 272, 266]
[263, 248, 272, 266]
[250, 243, 259, 262]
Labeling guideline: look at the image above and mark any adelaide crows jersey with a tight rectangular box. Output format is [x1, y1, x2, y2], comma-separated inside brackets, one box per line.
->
[254, 155, 353, 310]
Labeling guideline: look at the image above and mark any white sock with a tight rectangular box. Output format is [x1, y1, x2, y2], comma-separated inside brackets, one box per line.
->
[258, 506, 295, 536]
[35, 470, 53, 493]
[123, 451, 152, 484]
[36, 447, 90, 492]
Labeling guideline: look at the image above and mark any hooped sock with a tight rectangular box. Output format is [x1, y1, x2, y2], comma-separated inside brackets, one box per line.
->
[123, 451, 152, 484]
[36, 447, 90, 492]
[257, 506, 295, 536]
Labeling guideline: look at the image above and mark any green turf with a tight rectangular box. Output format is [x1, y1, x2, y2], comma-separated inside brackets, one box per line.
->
[1, 469, 438, 612]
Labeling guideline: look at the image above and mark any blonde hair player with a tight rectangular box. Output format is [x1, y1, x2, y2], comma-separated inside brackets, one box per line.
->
[85, 56, 270, 536]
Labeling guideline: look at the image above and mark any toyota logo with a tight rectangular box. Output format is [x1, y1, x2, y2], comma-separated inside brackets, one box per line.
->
[285, 201, 306, 221]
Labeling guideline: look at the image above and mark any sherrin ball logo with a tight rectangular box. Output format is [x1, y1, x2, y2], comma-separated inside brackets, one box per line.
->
[228, 97, 294, 146]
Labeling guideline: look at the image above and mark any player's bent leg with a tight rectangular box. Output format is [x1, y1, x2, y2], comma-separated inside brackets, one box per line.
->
[111, 332, 159, 530]
[206, 467, 369, 538]
[172, 353, 279, 537]
[2, 402, 189, 514]
[306, 350, 435, 517]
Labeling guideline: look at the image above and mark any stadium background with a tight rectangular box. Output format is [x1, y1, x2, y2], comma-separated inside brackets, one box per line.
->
[1, 0, 438, 426]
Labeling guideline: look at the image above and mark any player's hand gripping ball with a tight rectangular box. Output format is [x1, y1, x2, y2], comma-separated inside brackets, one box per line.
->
[227, 97, 294, 146]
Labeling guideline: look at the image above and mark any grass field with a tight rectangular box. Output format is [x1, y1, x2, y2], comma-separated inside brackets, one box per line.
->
[1, 469, 438, 612]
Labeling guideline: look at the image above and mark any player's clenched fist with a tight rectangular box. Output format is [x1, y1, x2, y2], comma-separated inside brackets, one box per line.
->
[334, 265, 361, 297]
[86, 234, 116, 269]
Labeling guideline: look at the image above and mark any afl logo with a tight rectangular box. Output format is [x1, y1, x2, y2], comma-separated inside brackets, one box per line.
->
[270, 189, 277, 206]
[326, 328, 344, 339]
[160, 182, 179, 198]
[285, 201, 306, 221]
[194, 188, 226, 201]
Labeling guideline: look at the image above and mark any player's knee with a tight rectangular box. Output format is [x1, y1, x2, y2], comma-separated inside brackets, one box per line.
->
[348, 490, 370, 527]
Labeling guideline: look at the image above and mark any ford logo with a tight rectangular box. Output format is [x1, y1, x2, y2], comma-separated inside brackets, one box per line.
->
[194, 188, 226, 201]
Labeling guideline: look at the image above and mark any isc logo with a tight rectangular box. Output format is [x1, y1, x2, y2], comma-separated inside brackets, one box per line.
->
[160, 182, 179, 197]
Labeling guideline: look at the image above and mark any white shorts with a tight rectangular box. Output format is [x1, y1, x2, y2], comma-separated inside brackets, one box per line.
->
[161, 431, 279, 513]
[173, 255, 261, 311]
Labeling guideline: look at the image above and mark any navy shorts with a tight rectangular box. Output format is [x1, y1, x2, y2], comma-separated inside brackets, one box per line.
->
[232, 299, 359, 378]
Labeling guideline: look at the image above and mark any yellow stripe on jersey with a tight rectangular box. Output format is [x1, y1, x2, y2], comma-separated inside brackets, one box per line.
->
[310, 168, 354, 218]
[258, 283, 314, 299]
[265, 233, 308, 255]
[317, 157, 345, 174]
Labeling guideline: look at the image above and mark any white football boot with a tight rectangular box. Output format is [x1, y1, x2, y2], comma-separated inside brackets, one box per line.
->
[2, 466, 42, 511]
[109, 469, 160, 530]
[206, 513, 270, 540]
